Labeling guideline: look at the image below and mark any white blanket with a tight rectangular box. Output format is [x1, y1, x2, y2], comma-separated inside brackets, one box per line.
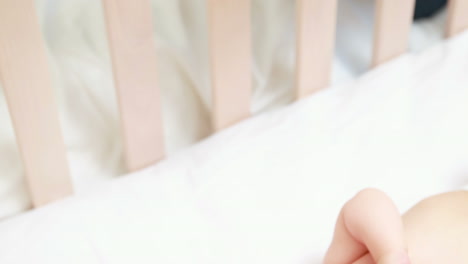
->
[1, 28, 468, 264]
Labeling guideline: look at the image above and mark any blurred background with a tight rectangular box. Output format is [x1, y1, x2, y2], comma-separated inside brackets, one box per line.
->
[0, 0, 450, 217]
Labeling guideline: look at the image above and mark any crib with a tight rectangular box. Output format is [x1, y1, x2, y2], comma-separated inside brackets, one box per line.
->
[0, 0, 465, 208]
[0, 0, 468, 262]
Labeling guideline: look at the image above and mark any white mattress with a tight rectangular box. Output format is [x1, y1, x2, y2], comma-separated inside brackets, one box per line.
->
[1, 28, 468, 264]
[0, 0, 451, 217]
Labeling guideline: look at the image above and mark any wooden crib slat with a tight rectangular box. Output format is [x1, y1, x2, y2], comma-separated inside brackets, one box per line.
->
[372, 0, 416, 67]
[0, 0, 73, 207]
[295, 0, 338, 99]
[208, 0, 251, 131]
[446, 0, 468, 37]
[102, 0, 165, 171]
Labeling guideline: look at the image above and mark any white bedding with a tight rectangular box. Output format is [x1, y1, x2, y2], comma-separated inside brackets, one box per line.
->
[1, 28, 468, 264]
[0, 0, 450, 218]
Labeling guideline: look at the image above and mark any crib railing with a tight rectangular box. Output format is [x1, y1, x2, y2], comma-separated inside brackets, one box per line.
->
[208, 0, 252, 131]
[372, 0, 416, 67]
[102, 0, 165, 173]
[296, 0, 338, 98]
[0, 0, 73, 207]
[0, 0, 467, 208]
[447, 0, 468, 37]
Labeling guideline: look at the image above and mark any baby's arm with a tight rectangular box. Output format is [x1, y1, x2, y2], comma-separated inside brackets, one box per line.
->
[324, 188, 410, 264]
[402, 191, 468, 263]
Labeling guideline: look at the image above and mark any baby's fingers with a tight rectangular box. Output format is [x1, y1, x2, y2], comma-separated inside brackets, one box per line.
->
[344, 189, 407, 262]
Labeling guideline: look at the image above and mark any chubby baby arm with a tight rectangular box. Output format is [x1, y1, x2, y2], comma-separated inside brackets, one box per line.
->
[403, 191, 468, 264]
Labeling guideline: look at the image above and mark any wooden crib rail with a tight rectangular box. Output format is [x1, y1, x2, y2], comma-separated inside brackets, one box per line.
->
[372, 0, 416, 67]
[0, 0, 73, 207]
[102, 0, 165, 172]
[295, 0, 337, 99]
[446, 0, 468, 37]
[1, 0, 468, 212]
[208, 0, 251, 131]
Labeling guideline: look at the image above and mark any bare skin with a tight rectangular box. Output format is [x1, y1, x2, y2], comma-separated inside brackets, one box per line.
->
[403, 191, 468, 264]
[324, 189, 468, 264]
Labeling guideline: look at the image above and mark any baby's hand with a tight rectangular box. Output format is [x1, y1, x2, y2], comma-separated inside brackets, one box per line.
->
[324, 188, 410, 264]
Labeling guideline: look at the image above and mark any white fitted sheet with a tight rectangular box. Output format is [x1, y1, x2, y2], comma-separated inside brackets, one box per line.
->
[0, 0, 452, 218]
[1, 28, 468, 264]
